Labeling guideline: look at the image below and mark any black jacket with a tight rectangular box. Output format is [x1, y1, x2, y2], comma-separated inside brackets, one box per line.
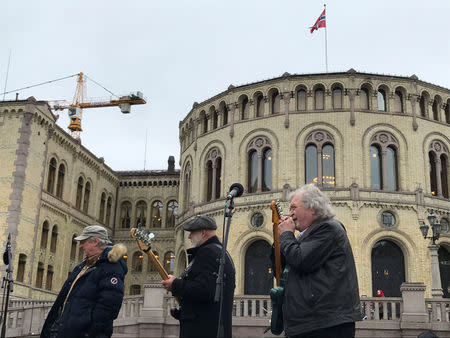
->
[41, 244, 128, 338]
[279, 218, 361, 336]
[171, 236, 235, 338]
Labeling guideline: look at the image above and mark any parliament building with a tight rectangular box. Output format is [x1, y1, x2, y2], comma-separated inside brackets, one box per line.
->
[1, 69, 449, 301]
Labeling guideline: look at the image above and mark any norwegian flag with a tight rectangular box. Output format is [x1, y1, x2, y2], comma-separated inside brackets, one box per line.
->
[310, 9, 326, 34]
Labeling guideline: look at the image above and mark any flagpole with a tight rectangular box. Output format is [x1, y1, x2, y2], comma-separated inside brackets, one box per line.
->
[324, 4, 328, 73]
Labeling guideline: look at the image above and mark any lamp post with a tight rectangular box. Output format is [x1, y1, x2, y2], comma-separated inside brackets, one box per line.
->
[419, 212, 443, 297]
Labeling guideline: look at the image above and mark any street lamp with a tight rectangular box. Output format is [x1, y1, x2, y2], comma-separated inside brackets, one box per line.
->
[419, 212, 443, 297]
[419, 212, 441, 245]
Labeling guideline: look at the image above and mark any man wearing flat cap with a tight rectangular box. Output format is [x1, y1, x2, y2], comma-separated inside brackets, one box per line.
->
[41, 225, 127, 338]
[162, 215, 235, 338]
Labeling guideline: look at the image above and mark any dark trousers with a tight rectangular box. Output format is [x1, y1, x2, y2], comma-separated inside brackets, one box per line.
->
[290, 322, 355, 338]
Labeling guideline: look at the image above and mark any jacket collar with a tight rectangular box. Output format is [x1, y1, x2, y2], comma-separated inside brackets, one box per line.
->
[186, 235, 220, 259]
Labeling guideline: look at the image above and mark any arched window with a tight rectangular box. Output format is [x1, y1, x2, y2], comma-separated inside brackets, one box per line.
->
[120, 201, 132, 228]
[205, 148, 222, 201]
[438, 246, 450, 298]
[220, 102, 228, 126]
[254, 93, 264, 117]
[75, 176, 84, 209]
[262, 149, 272, 191]
[432, 98, 440, 121]
[240, 96, 249, 120]
[40, 221, 49, 249]
[244, 240, 272, 295]
[201, 111, 208, 134]
[304, 131, 335, 187]
[270, 89, 280, 114]
[50, 225, 58, 253]
[70, 235, 77, 260]
[55, 163, 65, 198]
[46, 158, 57, 193]
[36, 262, 44, 288]
[445, 100, 450, 124]
[46, 265, 54, 291]
[394, 90, 403, 113]
[132, 252, 143, 272]
[359, 87, 370, 110]
[332, 87, 342, 109]
[151, 201, 163, 228]
[148, 251, 159, 272]
[247, 136, 272, 193]
[370, 132, 399, 191]
[83, 181, 90, 213]
[314, 87, 324, 110]
[371, 240, 405, 297]
[420, 93, 428, 117]
[377, 89, 387, 111]
[212, 109, 218, 129]
[164, 251, 175, 275]
[105, 197, 112, 226]
[428, 140, 449, 198]
[183, 162, 192, 210]
[99, 192, 106, 223]
[17, 254, 27, 282]
[166, 200, 178, 228]
[130, 285, 141, 295]
[136, 200, 147, 227]
[296, 88, 306, 111]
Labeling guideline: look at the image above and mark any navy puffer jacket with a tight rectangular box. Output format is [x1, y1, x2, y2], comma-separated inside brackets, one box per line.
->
[41, 244, 127, 338]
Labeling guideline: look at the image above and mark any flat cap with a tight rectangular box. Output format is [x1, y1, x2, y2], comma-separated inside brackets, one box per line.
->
[183, 215, 217, 231]
[74, 225, 112, 244]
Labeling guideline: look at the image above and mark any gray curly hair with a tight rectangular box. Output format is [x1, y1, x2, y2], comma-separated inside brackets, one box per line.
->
[289, 184, 335, 220]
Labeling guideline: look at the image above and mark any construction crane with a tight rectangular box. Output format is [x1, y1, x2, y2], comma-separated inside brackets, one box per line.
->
[51, 72, 146, 139]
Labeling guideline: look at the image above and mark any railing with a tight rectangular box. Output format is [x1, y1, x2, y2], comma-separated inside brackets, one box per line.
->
[117, 295, 144, 319]
[233, 295, 271, 318]
[426, 298, 450, 323]
[360, 297, 402, 321]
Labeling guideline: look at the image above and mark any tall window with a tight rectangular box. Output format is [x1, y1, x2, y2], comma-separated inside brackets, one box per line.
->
[46, 158, 57, 193]
[212, 109, 218, 129]
[46, 265, 54, 291]
[247, 136, 272, 193]
[132, 252, 143, 272]
[332, 87, 342, 109]
[164, 251, 175, 274]
[377, 89, 387, 111]
[70, 235, 77, 260]
[50, 225, 58, 253]
[183, 162, 192, 210]
[120, 201, 132, 228]
[304, 131, 335, 187]
[130, 285, 141, 295]
[432, 98, 440, 121]
[394, 90, 403, 113]
[36, 262, 44, 288]
[55, 163, 65, 198]
[75, 177, 84, 209]
[445, 100, 450, 124]
[151, 201, 163, 228]
[40, 221, 49, 249]
[240, 96, 249, 120]
[166, 200, 178, 228]
[314, 87, 324, 110]
[220, 102, 228, 126]
[201, 111, 208, 134]
[296, 88, 306, 111]
[99, 192, 106, 223]
[270, 89, 280, 114]
[370, 132, 399, 190]
[428, 140, 449, 198]
[255, 93, 264, 117]
[420, 93, 428, 117]
[17, 254, 26, 282]
[136, 200, 147, 227]
[83, 181, 90, 213]
[205, 148, 222, 201]
[105, 197, 112, 226]
[359, 87, 370, 109]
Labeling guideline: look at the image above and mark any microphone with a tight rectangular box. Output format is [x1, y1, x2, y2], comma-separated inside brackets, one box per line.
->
[226, 183, 244, 199]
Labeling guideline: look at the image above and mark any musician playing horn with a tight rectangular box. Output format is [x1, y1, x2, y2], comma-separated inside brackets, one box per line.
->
[277, 184, 361, 338]
[162, 215, 235, 338]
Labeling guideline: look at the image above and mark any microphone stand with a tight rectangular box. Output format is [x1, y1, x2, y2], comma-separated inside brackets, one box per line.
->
[214, 197, 234, 338]
[1, 234, 13, 338]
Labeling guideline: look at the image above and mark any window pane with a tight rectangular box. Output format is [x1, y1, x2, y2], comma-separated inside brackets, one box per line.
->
[215, 158, 222, 198]
[257, 95, 264, 117]
[151, 201, 163, 227]
[360, 89, 369, 109]
[441, 155, 448, 198]
[385, 147, 398, 190]
[394, 92, 403, 112]
[248, 151, 258, 193]
[297, 90, 306, 110]
[206, 161, 213, 201]
[305, 145, 318, 184]
[272, 92, 280, 114]
[333, 89, 342, 109]
[377, 90, 386, 111]
[262, 149, 272, 191]
[315, 90, 324, 110]
[370, 146, 382, 189]
[429, 152, 437, 196]
[322, 145, 335, 187]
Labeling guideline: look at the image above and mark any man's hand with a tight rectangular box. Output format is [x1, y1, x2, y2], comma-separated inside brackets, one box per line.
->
[278, 216, 295, 235]
[162, 275, 176, 291]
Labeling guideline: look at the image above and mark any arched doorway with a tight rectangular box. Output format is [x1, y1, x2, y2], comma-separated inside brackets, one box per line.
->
[438, 246, 450, 298]
[371, 240, 405, 297]
[244, 240, 272, 295]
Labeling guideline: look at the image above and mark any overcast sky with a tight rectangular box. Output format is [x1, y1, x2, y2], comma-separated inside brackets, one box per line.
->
[2, 0, 449, 171]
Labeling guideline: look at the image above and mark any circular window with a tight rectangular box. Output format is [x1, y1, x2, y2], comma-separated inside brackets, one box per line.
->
[251, 213, 264, 228]
[440, 219, 449, 233]
[381, 211, 396, 228]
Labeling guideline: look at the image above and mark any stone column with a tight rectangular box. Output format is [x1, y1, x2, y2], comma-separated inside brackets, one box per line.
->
[141, 282, 167, 318]
[257, 153, 263, 192]
[428, 245, 443, 297]
[400, 282, 428, 322]
[348, 89, 356, 126]
[282, 92, 290, 128]
[410, 94, 419, 131]
[228, 103, 236, 138]
[193, 119, 198, 152]
[211, 161, 217, 200]
[381, 149, 388, 190]
[435, 158, 443, 197]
